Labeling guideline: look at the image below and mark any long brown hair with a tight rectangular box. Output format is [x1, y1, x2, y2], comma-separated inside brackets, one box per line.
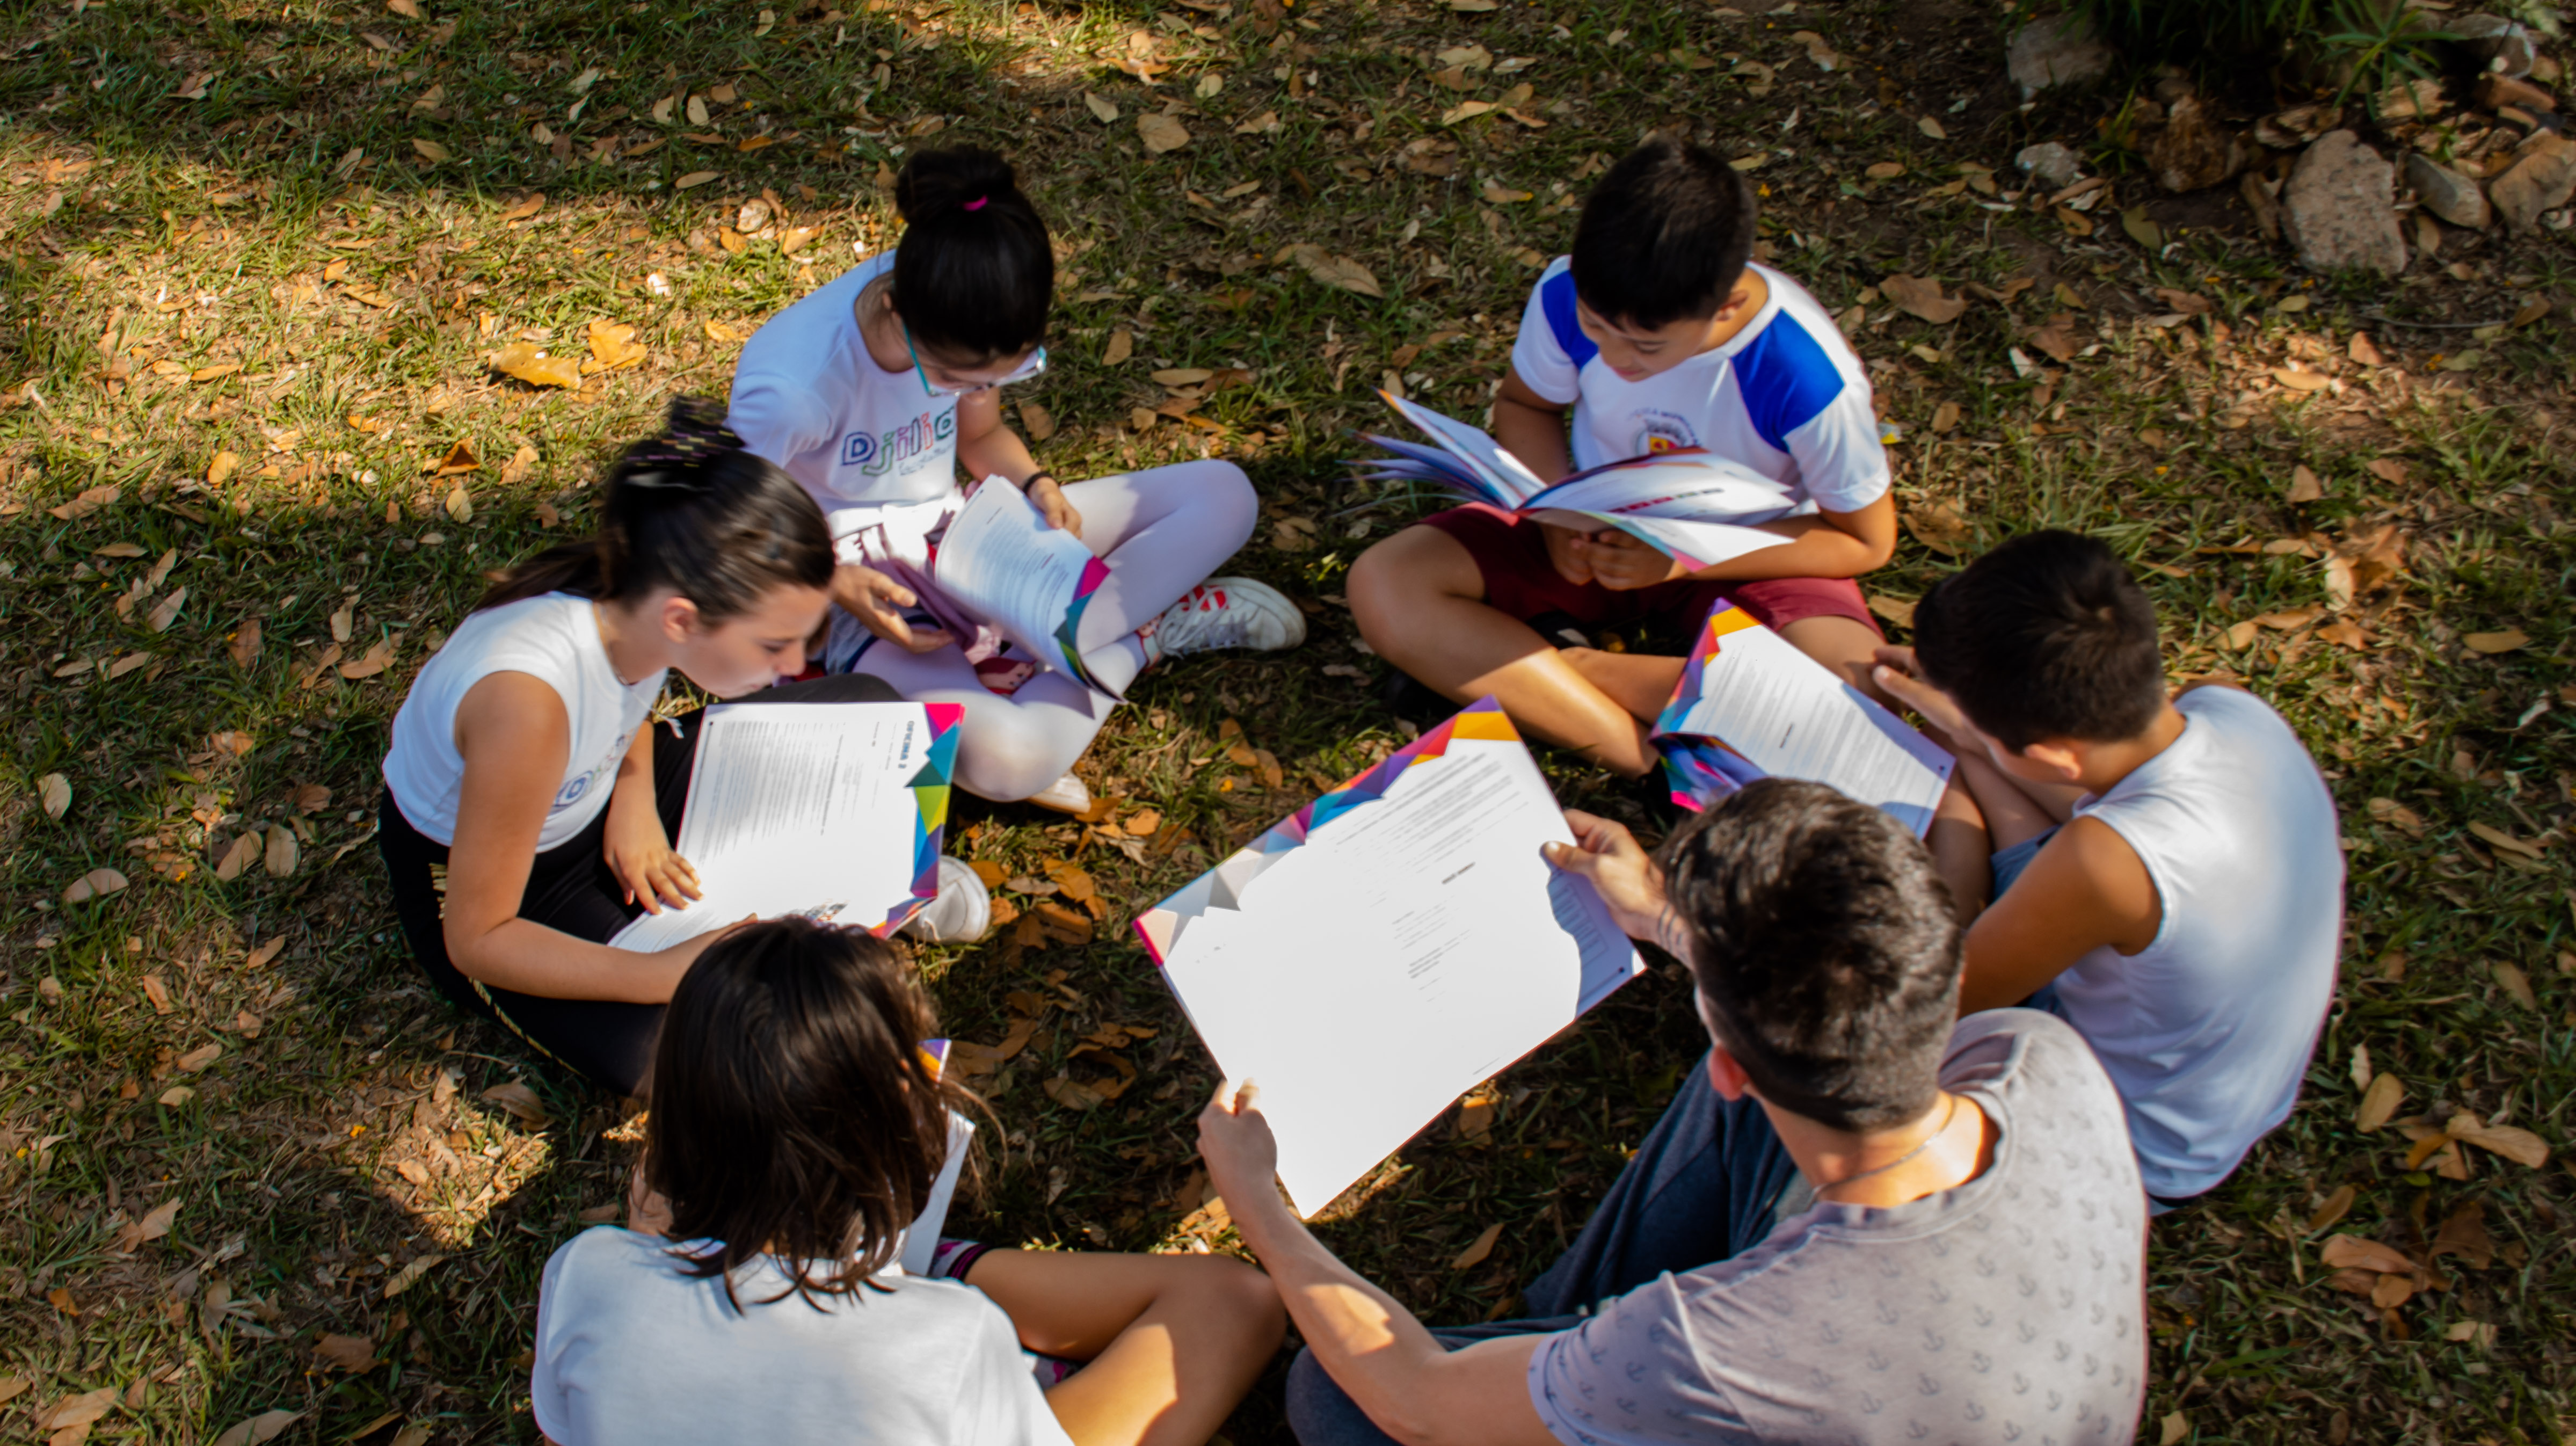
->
[477, 397, 833, 622]
[643, 919, 979, 1309]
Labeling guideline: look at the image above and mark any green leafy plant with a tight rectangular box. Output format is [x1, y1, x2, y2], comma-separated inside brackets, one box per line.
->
[2319, 0, 2459, 116]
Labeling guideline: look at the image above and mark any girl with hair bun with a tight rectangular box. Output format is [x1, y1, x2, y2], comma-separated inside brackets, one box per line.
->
[728, 146, 1303, 812]
[377, 401, 990, 1098]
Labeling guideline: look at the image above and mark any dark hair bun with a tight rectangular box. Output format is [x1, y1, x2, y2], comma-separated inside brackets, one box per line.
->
[890, 147, 1054, 361]
[894, 146, 1023, 222]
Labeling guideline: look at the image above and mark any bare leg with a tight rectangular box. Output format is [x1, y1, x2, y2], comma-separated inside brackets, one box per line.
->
[1951, 749, 2060, 851]
[1560, 647, 1687, 724]
[1349, 526, 1658, 777]
[965, 1248, 1285, 1446]
[1776, 613, 1896, 700]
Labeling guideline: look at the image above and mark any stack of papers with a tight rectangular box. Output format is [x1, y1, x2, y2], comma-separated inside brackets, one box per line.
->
[1652, 603, 1955, 835]
[1137, 699, 1644, 1217]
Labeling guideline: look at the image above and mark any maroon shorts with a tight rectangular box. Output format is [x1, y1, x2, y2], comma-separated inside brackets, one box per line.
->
[1418, 505, 1882, 640]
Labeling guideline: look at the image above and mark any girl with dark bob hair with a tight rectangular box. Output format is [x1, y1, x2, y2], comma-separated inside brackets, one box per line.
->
[378, 401, 987, 1099]
[531, 918, 1284, 1445]
[727, 146, 1305, 813]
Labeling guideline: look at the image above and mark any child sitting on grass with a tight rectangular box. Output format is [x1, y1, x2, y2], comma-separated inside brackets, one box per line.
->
[1349, 133, 1899, 780]
[533, 917, 1283, 1445]
[1872, 529, 2345, 1209]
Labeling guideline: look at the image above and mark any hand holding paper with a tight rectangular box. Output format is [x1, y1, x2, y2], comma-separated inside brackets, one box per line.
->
[933, 477, 1120, 697]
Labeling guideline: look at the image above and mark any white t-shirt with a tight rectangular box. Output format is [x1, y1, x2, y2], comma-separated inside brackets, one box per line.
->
[532, 1228, 1075, 1446]
[728, 252, 965, 562]
[380, 593, 666, 851]
[2056, 685, 2345, 1199]
[1510, 258, 1890, 516]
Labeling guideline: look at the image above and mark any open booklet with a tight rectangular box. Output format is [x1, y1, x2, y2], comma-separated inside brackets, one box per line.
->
[608, 700, 962, 951]
[1652, 603, 1955, 835]
[895, 1040, 977, 1277]
[1353, 391, 1801, 572]
[1135, 698, 1645, 1218]
[922, 477, 1121, 698]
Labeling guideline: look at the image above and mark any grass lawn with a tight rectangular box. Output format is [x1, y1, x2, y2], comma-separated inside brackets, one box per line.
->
[2, 0, 2573, 1440]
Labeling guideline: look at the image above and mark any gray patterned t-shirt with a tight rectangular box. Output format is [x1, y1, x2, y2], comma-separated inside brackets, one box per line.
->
[1526, 1010, 2146, 1445]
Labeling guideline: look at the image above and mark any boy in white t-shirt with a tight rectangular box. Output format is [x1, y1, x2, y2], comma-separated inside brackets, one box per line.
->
[1873, 529, 2346, 1207]
[1349, 135, 1901, 781]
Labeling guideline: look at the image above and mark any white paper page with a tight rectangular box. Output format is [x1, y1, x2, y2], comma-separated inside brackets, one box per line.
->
[609, 703, 934, 951]
[1527, 510, 1792, 572]
[1529, 452, 1803, 526]
[1667, 624, 1954, 835]
[1385, 394, 1551, 505]
[933, 478, 1104, 691]
[1156, 737, 1642, 1216]
[898, 1111, 976, 1276]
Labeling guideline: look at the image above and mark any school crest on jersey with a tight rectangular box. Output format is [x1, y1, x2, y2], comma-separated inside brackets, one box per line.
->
[1627, 409, 1701, 456]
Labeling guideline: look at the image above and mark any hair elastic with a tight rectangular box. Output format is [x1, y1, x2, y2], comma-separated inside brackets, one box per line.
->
[962, 195, 988, 211]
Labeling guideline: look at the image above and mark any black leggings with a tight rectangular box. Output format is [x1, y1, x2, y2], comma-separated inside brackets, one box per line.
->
[378, 673, 904, 1096]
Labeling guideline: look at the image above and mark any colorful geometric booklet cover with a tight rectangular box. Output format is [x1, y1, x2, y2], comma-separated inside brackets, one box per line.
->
[930, 476, 1120, 697]
[1352, 390, 1800, 572]
[609, 701, 963, 950]
[1652, 603, 1954, 835]
[1136, 698, 1645, 1218]
[897, 1038, 976, 1277]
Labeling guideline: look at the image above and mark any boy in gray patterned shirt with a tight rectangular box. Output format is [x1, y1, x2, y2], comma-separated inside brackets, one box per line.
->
[1197, 777, 2148, 1446]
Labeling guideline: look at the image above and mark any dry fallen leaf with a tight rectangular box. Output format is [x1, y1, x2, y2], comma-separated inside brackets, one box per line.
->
[1866, 594, 1919, 629]
[2462, 629, 2528, 655]
[1282, 243, 1384, 299]
[1880, 274, 1966, 324]
[315, 1334, 379, 1372]
[2356, 1071, 2404, 1131]
[1902, 499, 1971, 556]
[1124, 808, 1162, 837]
[209, 1409, 302, 1446]
[586, 319, 647, 372]
[2448, 1118, 2550, 1168]
[2286, 464, 2323, 503]
[489, 342, 583, 389]
[383, 1253, 447, 1298]
[412, 138, 450, 163]
[676, 170, 721, 190]
[214, 832, 261, 882]
[1017, 401, 1057, 441]
[1929, 401, 1961, 434]
[264, 825, 298, 878]
[1917, 114, 1947, 139]
[1084, 92, 1119, 123]
[158, 1085, 194, 1107]
[206, 450, 241, 486]
[35, 1389, 118, 1433]
[1138, 113, 1191, 153]
[63, 867, 128, 905]
[1451, 1221, 1504, 1271]
[177, 1043, 223, 1073]
[481, 1080, 552, 1126]
[248, 936, 287, 968]
[2320, 1233, 2414, 1275]
[38, 773, 70, 820]
[2306, 1183, 2357, 1233]
[1104, 329, 1134, 366]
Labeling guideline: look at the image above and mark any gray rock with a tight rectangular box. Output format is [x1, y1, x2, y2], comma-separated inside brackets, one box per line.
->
[2017, 141, 2086, 191]
[2450, 13, 2537, 79]
[2282, 131, 2410, 274]
[2491, 133, 2576, 231]
[2404, 152, 2492, 229]
[2008, 14, 2113, 98]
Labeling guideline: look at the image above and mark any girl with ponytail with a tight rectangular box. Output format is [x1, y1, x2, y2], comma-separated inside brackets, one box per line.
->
[377, 401, 986, 1096]
[728, 147, 1304, 812]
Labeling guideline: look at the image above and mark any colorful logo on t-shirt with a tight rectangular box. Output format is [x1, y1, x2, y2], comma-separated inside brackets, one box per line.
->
[840, 410, 956, 478]
[1630, 409, 1701, 456]
[551, 730, 634, 816]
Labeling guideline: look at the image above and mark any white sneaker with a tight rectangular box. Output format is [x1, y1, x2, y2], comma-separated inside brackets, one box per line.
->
[901, 856, 992, 944]
[1027, 771, 1093, 816]
[1145, 578, 1306, 660]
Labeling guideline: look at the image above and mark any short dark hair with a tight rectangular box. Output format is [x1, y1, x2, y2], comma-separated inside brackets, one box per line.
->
[644, 919, 975, 1309]
[891, 146, 1053, 362]
[1658, 779, 1962, 1132]
[476, 397, 834, 623]
[1911, 530, 2166, 752]
[1570, 135, 1759, 330]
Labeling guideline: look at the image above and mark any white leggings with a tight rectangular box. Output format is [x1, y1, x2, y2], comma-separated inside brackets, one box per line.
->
[855, 459, 1258, 801]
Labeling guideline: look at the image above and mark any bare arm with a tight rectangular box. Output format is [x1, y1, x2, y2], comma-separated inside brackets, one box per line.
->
[1573, 492, 1900, 591]
[1957, 815, 2161, 1014]
[1197, 1084, 1559, 1446]
[954, 388, 1080, 537]
[1492, 367, 1574, 486]
[444, 673, 719, 1002]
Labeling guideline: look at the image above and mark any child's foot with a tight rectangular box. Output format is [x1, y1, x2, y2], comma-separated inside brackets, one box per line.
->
[900, 856, 992, 943]
[1027, 772, 1093, 816]
[1142, 578, 1306, 662]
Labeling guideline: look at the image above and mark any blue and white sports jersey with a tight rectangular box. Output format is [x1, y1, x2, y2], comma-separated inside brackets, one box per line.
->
[1510, 257, 1890, 518]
